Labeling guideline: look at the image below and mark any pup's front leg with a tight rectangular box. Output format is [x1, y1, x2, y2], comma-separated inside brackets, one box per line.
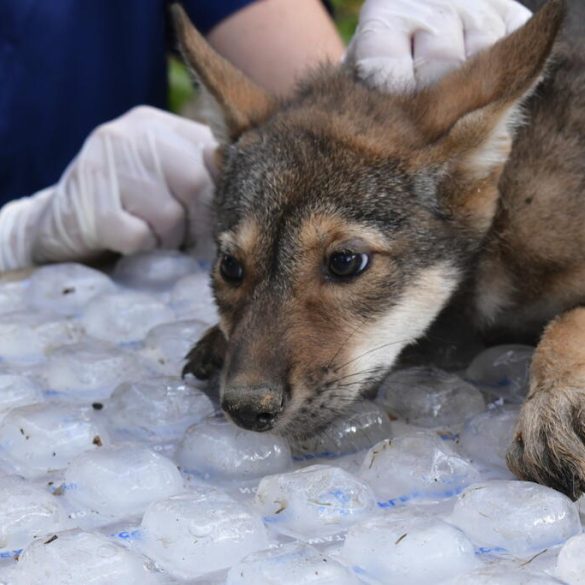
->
[507, 308, 585, 499]
[182, 325, 227, 380]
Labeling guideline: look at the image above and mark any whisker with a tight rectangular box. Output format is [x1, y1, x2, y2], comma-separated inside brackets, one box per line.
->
[333, 336, 413, 372]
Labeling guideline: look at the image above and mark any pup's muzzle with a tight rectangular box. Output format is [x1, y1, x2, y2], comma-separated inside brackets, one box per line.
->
[221, 385, 286, 432]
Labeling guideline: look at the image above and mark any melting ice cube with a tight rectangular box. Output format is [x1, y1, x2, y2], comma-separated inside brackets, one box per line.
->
[359, 433, 480, 507]
[342, 510, 477, 585]
[0, 403, 108, 478]
[378, 366, 485, 428]
[107, 376, 215, 442]
[255, 464, 376, 539]
[450, 480, 581, 554]
[177, 415, 291, 481]
[139, 488, 268, 580]
[226, 543, 362, 585]
[25, 263, 115, 317]
[170, 272, 218, 323]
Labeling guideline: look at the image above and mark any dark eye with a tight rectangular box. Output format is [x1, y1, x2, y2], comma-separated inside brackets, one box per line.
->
[219, 254, 244, 283]
[327, 251, 370, 279]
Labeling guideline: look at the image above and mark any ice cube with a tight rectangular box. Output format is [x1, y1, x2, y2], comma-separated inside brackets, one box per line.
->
[0, 475, 71, 549]
[359, 433, 480, 507]
[0, 374, 43, 419]
[64, 446, 184, 525]
[556, 533, 585, 585]
[81, 291, 174, 343]
[25, 263, 115, 317]
[0, 403, 108, 478]
[0, 312, 84, 362]
[170, 272, 218, 323]
[466, 345, 534, 403]
[291, 400, 392, 460]
[139, 488, 269, 580]
[0, 280, 28, 315]
[177, 415, 291, 481]
[13, 531, 163, 585]
[226, 543, 362, 585]
[458, 405, 520, 469]
[45, 339, 142, 401]
[255, 464, 375, 538]
[142, 319, 207, 375]
[107, 376, 215, 441]
[113, 249, 201, 291]
[450, 481, 580, 554]
[342, 511, 477, 585]
[443, 567, 565, 584]
[378, 366, 485, 428]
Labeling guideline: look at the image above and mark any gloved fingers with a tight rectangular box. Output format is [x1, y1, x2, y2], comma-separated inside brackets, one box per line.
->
[98, 208, 158, 256]
[413, 4, 466, 86]
[502, 1, 532, 32]
[346, 1, 417, 90]
[458, 7, 506, 58]
[118, 174, 187, 249]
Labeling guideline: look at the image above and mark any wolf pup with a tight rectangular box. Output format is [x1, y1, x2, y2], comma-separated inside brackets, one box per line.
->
[174, 1, 585, 499]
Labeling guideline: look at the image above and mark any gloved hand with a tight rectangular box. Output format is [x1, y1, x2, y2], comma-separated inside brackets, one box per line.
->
[0, 106, 217, 271]
[347, 0, 532, 90]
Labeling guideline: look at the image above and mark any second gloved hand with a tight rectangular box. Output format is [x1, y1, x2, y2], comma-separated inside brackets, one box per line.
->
[347, 0, 532, 90]
[31, 106, 217, 264]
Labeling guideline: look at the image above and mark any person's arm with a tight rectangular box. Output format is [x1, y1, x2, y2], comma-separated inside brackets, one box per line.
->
[207, 0, 345, 96]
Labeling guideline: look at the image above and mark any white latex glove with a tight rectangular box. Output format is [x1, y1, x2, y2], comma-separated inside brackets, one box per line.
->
[0, 106, 217, 271]
[347, 0, 532, 90]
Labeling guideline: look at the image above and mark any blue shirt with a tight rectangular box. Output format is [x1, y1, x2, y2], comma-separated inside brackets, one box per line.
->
[0, 0, 255, 204]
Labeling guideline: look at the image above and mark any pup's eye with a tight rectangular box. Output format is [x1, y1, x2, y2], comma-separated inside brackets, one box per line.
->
[219, 254, 244, 283]
[327, 251, 370, 279]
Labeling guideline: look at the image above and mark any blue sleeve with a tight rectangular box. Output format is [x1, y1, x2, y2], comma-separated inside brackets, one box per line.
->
[181, 0, 258, 34]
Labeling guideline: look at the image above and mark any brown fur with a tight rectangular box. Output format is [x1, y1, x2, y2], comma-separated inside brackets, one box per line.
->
[174, 1, 585, 498]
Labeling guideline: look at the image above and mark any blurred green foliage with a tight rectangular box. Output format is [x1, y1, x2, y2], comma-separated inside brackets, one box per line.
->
[168, 0, 362, 113]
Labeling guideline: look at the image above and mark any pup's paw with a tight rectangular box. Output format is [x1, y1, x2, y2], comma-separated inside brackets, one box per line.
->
[507, 390, 585, 500]
[182, 325, 227, 380]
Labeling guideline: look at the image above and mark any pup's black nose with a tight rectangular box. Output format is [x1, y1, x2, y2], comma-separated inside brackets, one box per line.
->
[221, 385, 285, 432]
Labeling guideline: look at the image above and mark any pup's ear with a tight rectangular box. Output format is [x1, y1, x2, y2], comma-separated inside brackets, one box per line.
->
[411, 0, 565, 182]
[171, 4, 275, 144]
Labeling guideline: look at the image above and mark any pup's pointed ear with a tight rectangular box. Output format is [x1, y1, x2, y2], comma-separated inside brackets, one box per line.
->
[411, 0, 565, 180]
[171, 4, 275, 144]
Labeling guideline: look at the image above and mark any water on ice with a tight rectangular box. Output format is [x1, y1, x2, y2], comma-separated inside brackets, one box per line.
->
[177, 414, 292, 481]
[139, 488, 269, 580]
[359, 433, 480, 507]
[82, 291, 174, 343]
[112, 249, 201, 291]
[256, 464, 376, 539]
[342, 511, 477, 585]
[13, 531, 163, 585]
[63, 446, 184, 526]
[450, 480, 581, 554]
[466, 344, 534, 403]
[107, 376, 215, 442]
[226, 543, 362, 585]
[25, 263, 115, 316]
[0, 403, 108, 478]
[378, 366, 485, 428]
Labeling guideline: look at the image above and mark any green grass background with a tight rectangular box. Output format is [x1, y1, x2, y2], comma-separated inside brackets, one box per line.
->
[168, 0, 362, 113]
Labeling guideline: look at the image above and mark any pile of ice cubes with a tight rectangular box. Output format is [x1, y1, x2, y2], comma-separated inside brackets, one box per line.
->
[0, 250, 582, 585]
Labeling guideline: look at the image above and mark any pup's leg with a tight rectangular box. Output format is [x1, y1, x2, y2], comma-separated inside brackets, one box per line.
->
[507, 308, 585, 499]
[182, 325, 227, 380]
